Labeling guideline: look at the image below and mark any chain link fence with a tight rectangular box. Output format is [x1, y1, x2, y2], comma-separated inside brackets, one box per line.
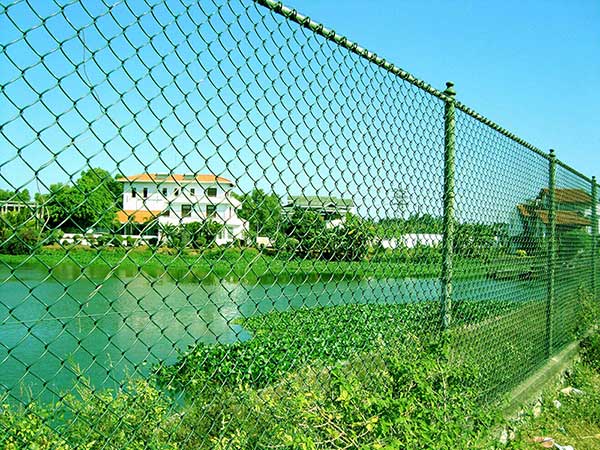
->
[1, 0, 598, 448]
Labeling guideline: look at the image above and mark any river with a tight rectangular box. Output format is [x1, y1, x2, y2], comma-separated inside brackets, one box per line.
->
[0, 259, 545, 403]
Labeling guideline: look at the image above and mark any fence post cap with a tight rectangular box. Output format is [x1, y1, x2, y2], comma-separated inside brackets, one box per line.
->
[444, 81, 456, 97]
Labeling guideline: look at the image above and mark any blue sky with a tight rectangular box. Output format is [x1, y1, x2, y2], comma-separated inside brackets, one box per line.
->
[284, 0, 600, 176]
[0, 0, 598, 223]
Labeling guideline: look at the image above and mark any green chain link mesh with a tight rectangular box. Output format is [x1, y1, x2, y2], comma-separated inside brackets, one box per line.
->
[0, 0, 598, 448]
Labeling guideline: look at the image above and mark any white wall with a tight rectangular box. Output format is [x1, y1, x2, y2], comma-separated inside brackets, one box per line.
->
[122, 181, 231, 211]
[379, 234, 443, 249]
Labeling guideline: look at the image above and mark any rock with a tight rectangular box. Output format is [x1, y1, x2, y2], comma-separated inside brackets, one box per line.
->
[533, 400, 543, 418]
[560, 386, 584, 396]
[553, 444, 574, 450]
[499, 428, 509, 445]
[533, 436, 554, 448]
[553, 399, 562, 409]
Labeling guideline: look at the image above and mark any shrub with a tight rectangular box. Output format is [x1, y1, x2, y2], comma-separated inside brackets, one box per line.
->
[282, 210, 374, 261]
[580, 332, 600, 373]
[160, 221, 223, 250]
[558, 229, 591, 261]
[0, 210, 42, 255]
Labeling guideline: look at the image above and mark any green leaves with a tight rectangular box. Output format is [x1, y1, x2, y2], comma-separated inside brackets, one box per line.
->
[44, 168, 122, 231]
[282, 209, 375, 261]
[156, 299, 518, 392]
[161, 220, 223, 249]
[236, 189, 282, 238]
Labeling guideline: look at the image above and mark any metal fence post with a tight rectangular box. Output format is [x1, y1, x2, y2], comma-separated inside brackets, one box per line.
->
[441, 81, 456, 330]
[592, 176, 598, 300]
[546, 149, 556, 357]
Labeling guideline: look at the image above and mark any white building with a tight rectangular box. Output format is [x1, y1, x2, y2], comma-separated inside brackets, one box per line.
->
[116, 173, 248, 245]
[379, 234, 444, 249]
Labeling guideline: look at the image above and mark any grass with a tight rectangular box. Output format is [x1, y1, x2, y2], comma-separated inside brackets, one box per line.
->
[499, 333, 600, 449]
[0, 245, 542, 283]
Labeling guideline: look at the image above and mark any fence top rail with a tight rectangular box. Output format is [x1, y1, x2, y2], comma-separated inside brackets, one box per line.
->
[556, 159, 593, 185]
[255, 0, 594, 180]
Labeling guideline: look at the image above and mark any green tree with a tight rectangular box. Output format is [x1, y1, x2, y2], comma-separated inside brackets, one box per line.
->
[454, 223, 500, 259]
[45, 168, 121, 231]
[378, 214, 444, 237]
[321, 214, 375, 261]
[0, 188, 30, 202]
[184, 220, 223, 249]
[0, 209, 40, 254]
[160, 220, 223, 249]
[236, 189, 282, 238]
[283, 208, 326, 258]
[558, 228, 591, 261]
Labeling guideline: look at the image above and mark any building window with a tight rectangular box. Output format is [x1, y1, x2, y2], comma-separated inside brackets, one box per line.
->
[206, 187, 217, 197]
[132, 188, 137, 198]
[206, 204, 216, 217]
[182, 204, 192, 218]
[162, 209, 170, 217]
[143, 188, 148, 198]
[162, 188, 168, 196]
[174, 188, 180, 196]
[190, 188, 196, 195]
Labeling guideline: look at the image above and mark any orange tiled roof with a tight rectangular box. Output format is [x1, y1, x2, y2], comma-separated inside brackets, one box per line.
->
[116, 209, 163, 224]
[516, 204, 533, 218]
[116, 173, 233, 184]
[536, 210, 591, 227]
[517, 204, 591, 227]
[540, 188, 591, 204]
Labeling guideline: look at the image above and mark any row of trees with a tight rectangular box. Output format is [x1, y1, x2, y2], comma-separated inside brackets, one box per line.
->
[234, 189, 509, 261]
[0, 169, 123, 254]
[2, 177, 592, 262]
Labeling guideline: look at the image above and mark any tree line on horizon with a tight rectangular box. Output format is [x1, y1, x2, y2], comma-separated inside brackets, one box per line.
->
[4, 168, 585, 262]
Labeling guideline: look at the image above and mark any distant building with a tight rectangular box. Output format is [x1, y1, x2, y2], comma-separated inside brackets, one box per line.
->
[116, 173, 248, 244]
[0, 201, 37, 215]
[509, 188, 595, 251]
[283, 195, 356, 221]
[379, 234, 444, 249]
[510, 188, 593, 236]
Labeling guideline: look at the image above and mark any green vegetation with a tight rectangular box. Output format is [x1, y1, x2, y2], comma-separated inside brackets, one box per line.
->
[558, 229, 592, 261]
[377, 214, 444, 236]
[160, 220, 223, 250]
[156, 300, 527, 392]
[500, 331, 600, 449]
[236, 188, 283, 238]
[0, 209, 62, 255]
[0, 246, 540, 283]
[1, 320, 497, 449]
[0, 188, 30, 202]
[43, 168, 123, 231]
[1, 291, 597, 449]
[280, 209, 375, 261]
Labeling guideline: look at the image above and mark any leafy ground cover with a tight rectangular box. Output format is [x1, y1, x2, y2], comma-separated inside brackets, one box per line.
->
[1, 332, 501, 449]
[156, 299, 522, 391]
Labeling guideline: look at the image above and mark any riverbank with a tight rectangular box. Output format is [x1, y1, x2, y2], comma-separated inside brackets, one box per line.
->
[0, 246, 541, 283]
[0, 300, 510, 449]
